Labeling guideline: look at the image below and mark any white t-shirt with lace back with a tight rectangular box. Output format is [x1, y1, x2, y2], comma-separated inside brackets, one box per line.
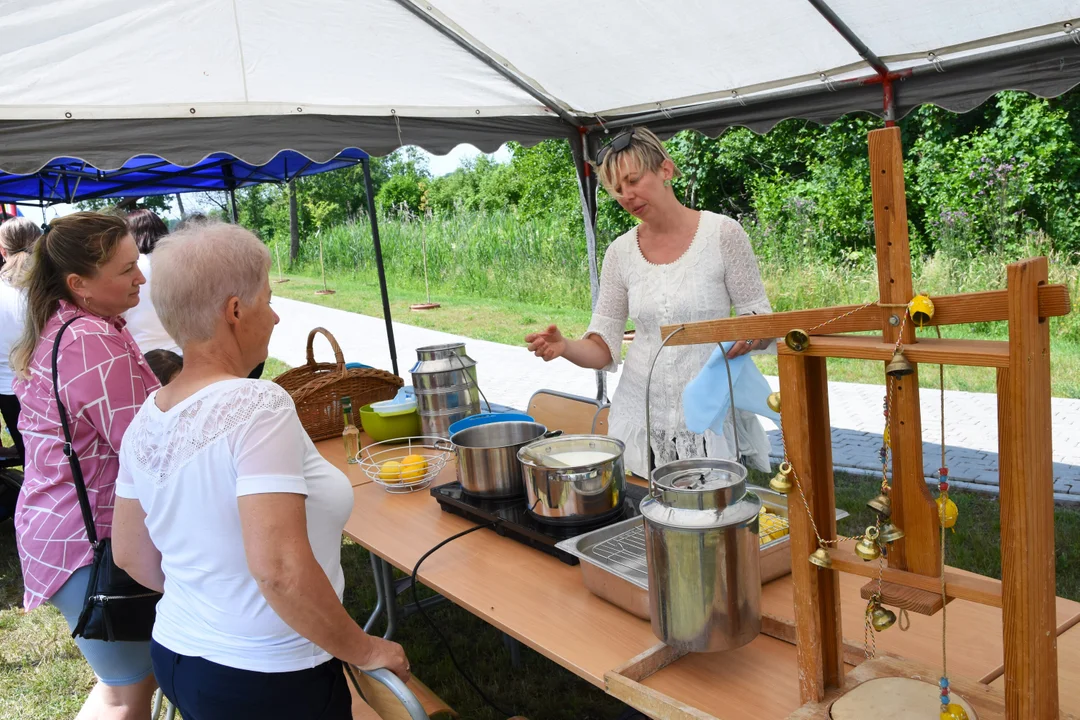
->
[585, 211, 774, 478]
[116, 378, 354, 673]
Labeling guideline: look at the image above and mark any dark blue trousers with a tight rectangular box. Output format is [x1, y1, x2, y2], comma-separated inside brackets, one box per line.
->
[151, 640, 351, 720]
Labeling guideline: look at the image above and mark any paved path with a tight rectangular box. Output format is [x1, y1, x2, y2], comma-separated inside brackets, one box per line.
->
[269, 296, 1080, 502]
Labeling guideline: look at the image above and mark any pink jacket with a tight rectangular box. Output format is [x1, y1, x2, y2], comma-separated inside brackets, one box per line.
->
[14, 301, 160, 610]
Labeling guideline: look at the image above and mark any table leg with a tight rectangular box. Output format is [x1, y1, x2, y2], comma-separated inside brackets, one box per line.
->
[364, 552, 387, 634]
[380, 557, 399, 640]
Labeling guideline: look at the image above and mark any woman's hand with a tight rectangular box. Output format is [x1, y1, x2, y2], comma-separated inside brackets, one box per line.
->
[525, 325, 568, 362]
[356, 636, 411, 684]
[725, 338, 771, 359]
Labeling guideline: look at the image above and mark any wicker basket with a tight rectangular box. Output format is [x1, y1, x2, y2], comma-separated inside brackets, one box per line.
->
[273, 327, 403, 442]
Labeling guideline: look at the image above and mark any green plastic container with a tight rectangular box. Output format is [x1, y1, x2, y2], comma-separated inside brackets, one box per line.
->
[360, 403, 422, 443]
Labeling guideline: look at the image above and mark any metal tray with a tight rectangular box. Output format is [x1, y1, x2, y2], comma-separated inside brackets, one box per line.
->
[555, 485, 849, 620]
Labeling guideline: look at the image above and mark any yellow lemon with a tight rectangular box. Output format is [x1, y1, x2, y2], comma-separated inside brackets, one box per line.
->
[379, 460, 402, 483]
[400, 454, 428, 482]
[402, 454, 428, 473]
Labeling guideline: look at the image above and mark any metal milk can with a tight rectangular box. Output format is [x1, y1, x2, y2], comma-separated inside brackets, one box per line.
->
[410, 343, 481, 438]
[640, 458, 762, 652]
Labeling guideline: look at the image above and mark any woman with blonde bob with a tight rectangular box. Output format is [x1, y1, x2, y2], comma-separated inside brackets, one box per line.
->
[112, 222, 408, 720]
[526, 127, 774, 477]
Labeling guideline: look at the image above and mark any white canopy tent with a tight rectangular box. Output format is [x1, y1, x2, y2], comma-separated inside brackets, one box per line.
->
[1, 0, 1078, 171]
[2, 0, 1078, 392]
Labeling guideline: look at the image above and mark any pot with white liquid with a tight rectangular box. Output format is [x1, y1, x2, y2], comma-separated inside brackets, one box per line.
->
[517, 435, 626, 524]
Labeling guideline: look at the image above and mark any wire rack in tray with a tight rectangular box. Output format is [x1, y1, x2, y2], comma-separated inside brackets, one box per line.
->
[358, 436, 452, 493]
[590, 510, 791, 580]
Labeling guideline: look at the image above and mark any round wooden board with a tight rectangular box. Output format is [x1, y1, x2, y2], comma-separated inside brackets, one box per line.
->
[830, 677, 977, 720]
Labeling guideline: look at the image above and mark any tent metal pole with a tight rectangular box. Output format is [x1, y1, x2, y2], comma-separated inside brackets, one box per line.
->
[803, 0, 889, 75]
[362, 158, 400, 377]
[388, 0, 580, 128]
[229, 188, 239, 223]
[572, 130, 607, 403]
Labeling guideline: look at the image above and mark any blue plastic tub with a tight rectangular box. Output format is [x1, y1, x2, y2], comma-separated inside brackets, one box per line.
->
[448, 412, 534, 437]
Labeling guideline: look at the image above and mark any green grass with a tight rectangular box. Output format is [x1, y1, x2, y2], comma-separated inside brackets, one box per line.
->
[273, 274, 594, 350]
[4, 472, 1079, 719]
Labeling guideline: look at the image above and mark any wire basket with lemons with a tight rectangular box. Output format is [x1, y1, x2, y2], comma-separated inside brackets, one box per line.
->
[359, 436, 451, 493]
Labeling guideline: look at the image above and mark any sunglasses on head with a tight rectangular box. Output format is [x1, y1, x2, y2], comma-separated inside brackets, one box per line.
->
[595, 130, 636, 166]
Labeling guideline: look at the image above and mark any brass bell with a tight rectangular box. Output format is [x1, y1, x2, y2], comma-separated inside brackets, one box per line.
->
[766, 391, 782, 413]
[879, 521, 905, 544]
[784, 329, 810, 352]
[867, 492, 891, 517]
[870, 604, 897, 632]
[885, 349, 914, 377]
[808, 547, 833, 569]
[769, 462, 794, 494]
[855, 526, 882, 561]
[908, 293, 935, 327]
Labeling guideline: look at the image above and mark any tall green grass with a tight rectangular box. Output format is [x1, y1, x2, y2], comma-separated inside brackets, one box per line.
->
[272, 210, 1080, 343]
[275, 211, 593, 310]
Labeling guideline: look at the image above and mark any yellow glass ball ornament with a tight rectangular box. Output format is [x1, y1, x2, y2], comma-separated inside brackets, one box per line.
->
[936, 495, 959, 529]
[940, 703, 969, 720]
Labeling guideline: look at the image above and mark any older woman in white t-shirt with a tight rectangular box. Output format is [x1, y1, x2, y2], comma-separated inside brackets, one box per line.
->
[112, 222, 408, 720]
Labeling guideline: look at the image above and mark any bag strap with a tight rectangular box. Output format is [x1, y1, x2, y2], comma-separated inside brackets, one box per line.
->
[51, 315, 98, 548]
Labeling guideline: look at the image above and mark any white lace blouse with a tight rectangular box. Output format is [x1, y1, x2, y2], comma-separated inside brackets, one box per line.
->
[585, 211, 774, 478]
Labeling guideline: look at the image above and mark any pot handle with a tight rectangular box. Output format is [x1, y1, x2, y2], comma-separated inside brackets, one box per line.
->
[542, 430, 563, 439]
[433, 439, 455, 453]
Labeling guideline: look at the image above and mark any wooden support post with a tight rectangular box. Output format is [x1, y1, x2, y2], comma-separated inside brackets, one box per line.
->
[779, 353, 843, 702]
[868, 127, 940, 576]
[998, 257, 1058, 719]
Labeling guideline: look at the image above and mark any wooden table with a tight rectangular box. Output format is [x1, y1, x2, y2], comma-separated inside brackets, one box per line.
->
[333, 448, 1080, 718]
[316, 436, 376, 487]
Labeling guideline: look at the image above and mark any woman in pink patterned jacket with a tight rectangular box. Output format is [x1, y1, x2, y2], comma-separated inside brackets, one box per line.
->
[11, 212, 160, 719]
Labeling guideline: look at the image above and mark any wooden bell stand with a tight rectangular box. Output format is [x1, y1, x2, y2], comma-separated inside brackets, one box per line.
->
[643, 127, 1073, 719]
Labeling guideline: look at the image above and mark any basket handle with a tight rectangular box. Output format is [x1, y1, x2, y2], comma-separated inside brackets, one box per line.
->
[306, 327, 347, 376]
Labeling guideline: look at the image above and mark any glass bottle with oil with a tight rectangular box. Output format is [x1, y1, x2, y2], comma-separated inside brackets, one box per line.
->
[341, 396, 360, 464]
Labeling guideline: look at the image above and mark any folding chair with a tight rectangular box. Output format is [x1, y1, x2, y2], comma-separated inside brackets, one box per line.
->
[591, 405, 610, 435]
[526, 389, 603, 435]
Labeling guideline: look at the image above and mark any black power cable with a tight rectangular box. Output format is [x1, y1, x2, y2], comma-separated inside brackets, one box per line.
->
[410, 521, 516, 719]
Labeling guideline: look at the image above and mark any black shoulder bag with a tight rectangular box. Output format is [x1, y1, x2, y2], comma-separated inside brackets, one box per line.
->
[52, 316, 161, 642]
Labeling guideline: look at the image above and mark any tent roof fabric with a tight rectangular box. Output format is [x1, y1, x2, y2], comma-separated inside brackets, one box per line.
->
[1, 0, 1078, 171]
[0, 149, 369, 205]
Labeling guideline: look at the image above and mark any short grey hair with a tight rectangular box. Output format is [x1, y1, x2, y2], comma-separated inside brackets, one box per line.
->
[151, 222, 270, 348]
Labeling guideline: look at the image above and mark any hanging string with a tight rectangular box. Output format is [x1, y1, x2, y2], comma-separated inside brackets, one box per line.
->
[936, 324, 949, 686]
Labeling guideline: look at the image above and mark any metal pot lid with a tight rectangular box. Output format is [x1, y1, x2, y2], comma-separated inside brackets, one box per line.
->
[640, 489, 762, 531]
[660, 467, 739, 491]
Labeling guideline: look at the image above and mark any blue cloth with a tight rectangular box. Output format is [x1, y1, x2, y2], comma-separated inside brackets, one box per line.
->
[682, 342, 780, 435]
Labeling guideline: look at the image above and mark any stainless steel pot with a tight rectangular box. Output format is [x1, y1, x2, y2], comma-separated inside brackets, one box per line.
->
[410, 343, 481, 439]
[443, 421, 553, 498]
[641, 458, 762, 652]
[517, 435, 625, 524]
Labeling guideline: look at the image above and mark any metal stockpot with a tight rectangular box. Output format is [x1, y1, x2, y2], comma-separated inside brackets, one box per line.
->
[410, 343, 482, 438]
[641, 459, 762, 652]
[517, 435, 626, 524]
[444, 421, 554, 498]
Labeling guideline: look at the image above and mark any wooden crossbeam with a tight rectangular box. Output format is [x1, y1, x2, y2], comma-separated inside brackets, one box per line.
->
[777, 335, 1010, 368]
[658, 284, 1070, 347]
[829, 548, 1003, 607]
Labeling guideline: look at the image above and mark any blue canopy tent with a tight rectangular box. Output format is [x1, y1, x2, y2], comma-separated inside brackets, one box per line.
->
[0, 148, 400, 375]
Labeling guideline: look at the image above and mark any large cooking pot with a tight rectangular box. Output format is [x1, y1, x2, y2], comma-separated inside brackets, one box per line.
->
[517, 435, 626, 524]
[443, 421, 554, 498]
